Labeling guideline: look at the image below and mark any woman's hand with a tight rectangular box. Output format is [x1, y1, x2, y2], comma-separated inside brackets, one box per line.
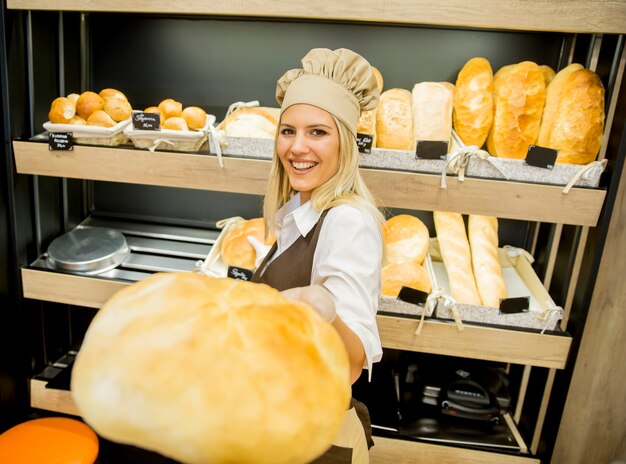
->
[281, 285, 337, 323]
[246, 235, 272, 269]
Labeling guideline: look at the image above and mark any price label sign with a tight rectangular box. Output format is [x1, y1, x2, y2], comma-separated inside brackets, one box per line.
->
[525, 145, 558, 169]
[499, 296, 530, 314]
[397, 286, 429, 306]
[416, 140, 449, 160]
[48, 132, 73, 151]
[356, 133, 374, 154]
[132, 111, 161, 131]
[227, 266, 254, 281]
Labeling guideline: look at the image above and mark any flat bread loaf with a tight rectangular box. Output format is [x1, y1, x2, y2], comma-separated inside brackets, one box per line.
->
[375, 88, 413, 150]
[71, 273, 351, 464]
[453, 57, 494, 148]
[468, 215, 507, 308]
[433, 211, 481, 305]
[487, 61, 546, 159]
[412, 82, 453, 144]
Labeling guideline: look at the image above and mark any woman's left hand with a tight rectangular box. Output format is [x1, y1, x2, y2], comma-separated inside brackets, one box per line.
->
[281, 285, 337, 323]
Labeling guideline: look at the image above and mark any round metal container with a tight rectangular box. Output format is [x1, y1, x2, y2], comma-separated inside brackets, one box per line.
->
[47, 227, 130, 275]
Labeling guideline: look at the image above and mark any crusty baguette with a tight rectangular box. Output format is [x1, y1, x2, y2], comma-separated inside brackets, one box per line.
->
[433, 211, 481, 305]
[453, 57, 494, 148]
[468, 215, 507, 308]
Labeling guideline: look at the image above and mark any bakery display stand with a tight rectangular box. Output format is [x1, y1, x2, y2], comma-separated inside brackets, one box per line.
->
[3, 2, 626, 463]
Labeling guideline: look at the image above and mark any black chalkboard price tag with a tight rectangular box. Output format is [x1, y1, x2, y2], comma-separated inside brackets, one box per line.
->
[356, 133, 374, 154]
[525, 145, 558, 169]
[416, 140, 449, 160]
[48, 132, 73, 151]
[132, 111, 161, 131]
[397, 286, 430, 306]
[227, 266, 254, 281]
[499, 296, 530, 314]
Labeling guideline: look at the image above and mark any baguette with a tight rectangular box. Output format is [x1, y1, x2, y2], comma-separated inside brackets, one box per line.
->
[468, 215, 507, 308]
[433, 211, 481, 305]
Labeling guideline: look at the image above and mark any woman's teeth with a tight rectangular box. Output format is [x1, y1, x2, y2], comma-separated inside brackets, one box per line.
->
[292, 161, 316, 171]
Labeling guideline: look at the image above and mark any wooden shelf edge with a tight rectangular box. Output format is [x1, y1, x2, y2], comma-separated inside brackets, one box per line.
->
[13, 141, 606, 226]
[29, 379, 538, 464]
[30, 378, 80, 416]
[370, 436, 539, 464]
[6, 0, 626, 34]
[21, 268, 572, 368]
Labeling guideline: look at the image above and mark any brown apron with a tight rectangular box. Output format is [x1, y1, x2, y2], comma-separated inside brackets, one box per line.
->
[251, 209, 374, 464]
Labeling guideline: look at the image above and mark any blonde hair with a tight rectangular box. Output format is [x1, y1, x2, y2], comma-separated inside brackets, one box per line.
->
[263, 113, 384, 235]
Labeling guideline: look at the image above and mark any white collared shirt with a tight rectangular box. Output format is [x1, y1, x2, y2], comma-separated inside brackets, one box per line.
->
[266, 193, 383, 376]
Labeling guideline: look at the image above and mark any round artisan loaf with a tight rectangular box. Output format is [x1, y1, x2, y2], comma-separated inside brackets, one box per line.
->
[383, 214, 429, 265]
[222, 108, 278, 139]
[220, 218, 275, 270]
[382, 261, 432, 297]
[71, 273, 351, 464]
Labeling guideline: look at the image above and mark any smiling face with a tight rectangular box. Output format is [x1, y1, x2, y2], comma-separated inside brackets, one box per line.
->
[276, 104, 341, 205]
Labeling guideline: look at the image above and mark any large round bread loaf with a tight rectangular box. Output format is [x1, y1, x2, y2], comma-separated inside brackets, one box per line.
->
[220, 218, 275, 270]
[71, 273, 351, 464]
[383, 214, 429, 265]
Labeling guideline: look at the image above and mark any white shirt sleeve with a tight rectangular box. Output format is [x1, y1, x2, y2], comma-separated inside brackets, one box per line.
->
[311, 205, 383, 378]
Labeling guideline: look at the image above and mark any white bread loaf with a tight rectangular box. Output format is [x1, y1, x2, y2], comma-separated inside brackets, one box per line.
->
[537, 63, 584, 147]
[453, 57, 494, 148]
[548, 69, 605, 164]
[433, 211, 481, 305]
[383, 214, 429, 265]
[382, 261, 431, 297]
[487, 61, 546, 159]
[72, 273, 350, 464]
[375, 88, 413, 150]
[222, 107, 278, 139]
[412, 82, 453, 145]
[220, 218, 275, 270]
[468, 215, 507, 308]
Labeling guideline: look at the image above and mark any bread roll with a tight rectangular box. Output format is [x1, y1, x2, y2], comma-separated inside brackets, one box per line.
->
[382, 261, 432, 297]
[550, 69, 605, 164]
[487, 61, 546, 159]
[48, 97, 76, 123]
[537, 63, 584, 147]
[158, 98, 183, 119]
[72, 273, 350, 464]
[383, 214, 429, 265]
[468, 215, 507, 308]
[86, 109, 116, 128]
[221, 218, 275, 270]
[539, 65, 557, 86]
[412, 82, 454, 144]
[103, 97, 132, 122]
[99, 88, 128, 102]
[76, 91, 105, 120]
[68, 115, 86, 125]
[144, 106, 165, 125]
[162, 117, 189, 131]
[66, 93, 80, 107]
[453, 57, 494, 147]
[222, 108, 277, 139]
[182, 106, 207, 130]
[375, 88, 413, 150]
[433, 211, 481, 305]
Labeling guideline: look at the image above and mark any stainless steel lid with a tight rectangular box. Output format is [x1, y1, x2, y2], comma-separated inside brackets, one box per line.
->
[47, 227, 130, 274]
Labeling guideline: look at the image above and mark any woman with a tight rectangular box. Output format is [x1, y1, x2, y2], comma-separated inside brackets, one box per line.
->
[250, 48, 384, 464]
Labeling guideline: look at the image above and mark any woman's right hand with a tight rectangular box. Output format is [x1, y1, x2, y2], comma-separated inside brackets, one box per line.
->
[246, 235, 272, 269]
[281, 285, 337, 324]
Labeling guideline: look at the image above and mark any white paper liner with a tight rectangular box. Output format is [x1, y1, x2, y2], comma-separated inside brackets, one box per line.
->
[43, 118, 131, 146]
[124, 114, 216, 153]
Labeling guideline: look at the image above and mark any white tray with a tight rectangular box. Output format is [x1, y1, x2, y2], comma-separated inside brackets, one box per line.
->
[124, 113, 216, 152]
[43, 118, 131, 146]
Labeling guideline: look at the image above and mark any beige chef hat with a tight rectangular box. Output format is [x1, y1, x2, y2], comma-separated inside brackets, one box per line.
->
[276, 48, 380, 136]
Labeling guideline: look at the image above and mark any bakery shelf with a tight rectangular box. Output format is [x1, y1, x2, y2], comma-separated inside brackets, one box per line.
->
[6, 0, 626, 34]
[21, 268, 571, 368]
[30, 378, 80, 416]
[13, 141, 606, 226]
